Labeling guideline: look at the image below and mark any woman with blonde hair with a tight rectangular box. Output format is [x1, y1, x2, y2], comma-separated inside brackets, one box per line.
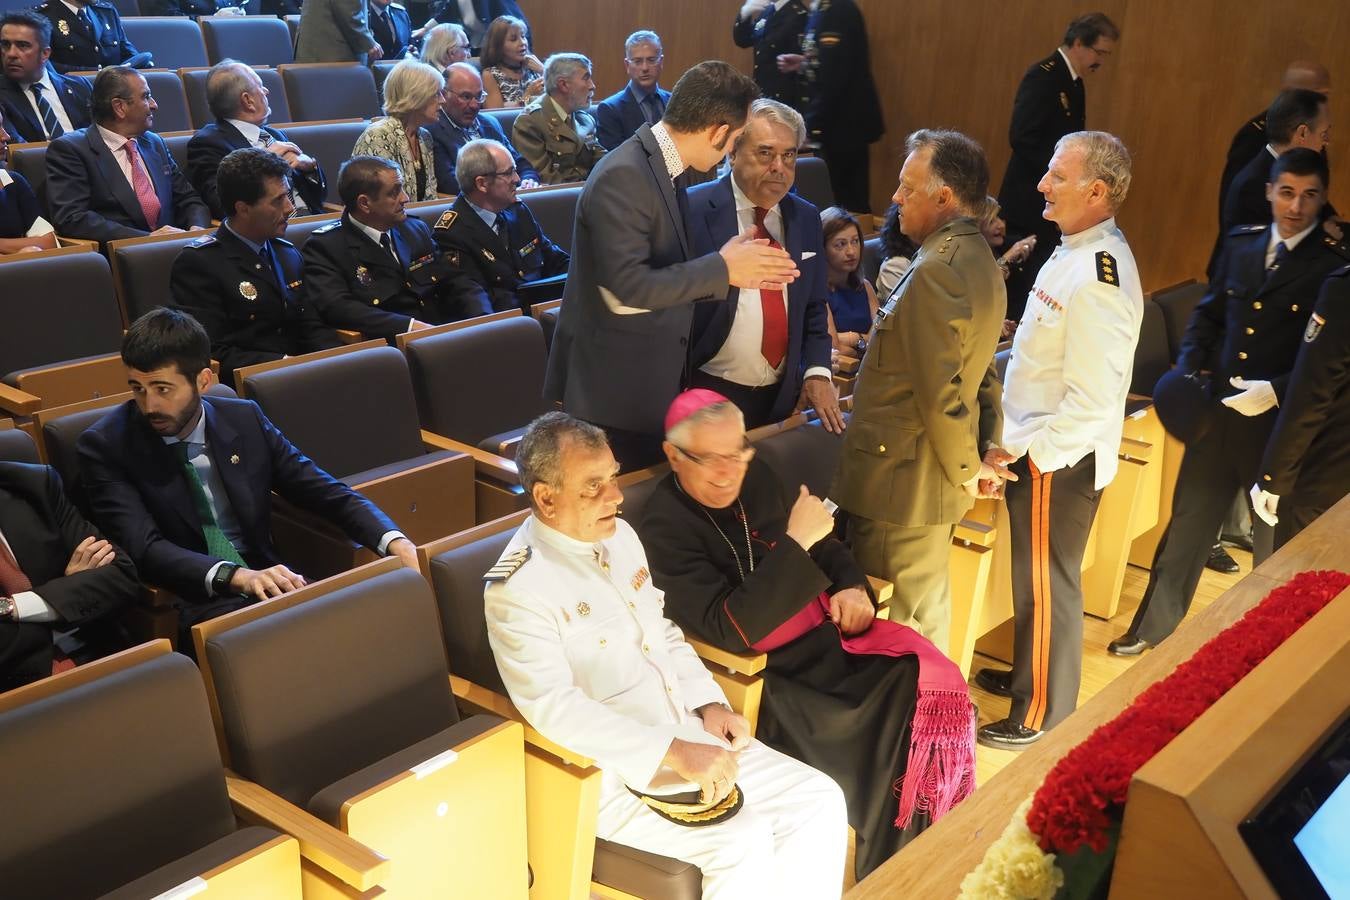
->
[418, 22, 470, 68]
[353, 59, 445, 201]
[479, 16, 543, 108]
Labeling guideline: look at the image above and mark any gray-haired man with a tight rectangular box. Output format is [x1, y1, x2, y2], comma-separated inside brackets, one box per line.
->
[512, 52, 606, 184]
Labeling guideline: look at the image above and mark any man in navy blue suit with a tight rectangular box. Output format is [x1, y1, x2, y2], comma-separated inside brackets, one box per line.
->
[595, 30, 671, 152]
[187, 60, 327, 219]
[0, 11, 93, 144]
[426, 61, 537, 194]
[78, 307, 417, 637]
[47, 66, 211, 244]
[686, 98, 840, 430]
[368, 0, 413, 60]
[424, 0, 525, 54]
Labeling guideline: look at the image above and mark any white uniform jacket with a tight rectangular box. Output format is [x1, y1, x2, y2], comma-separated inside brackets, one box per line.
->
[485, 516, 729, 792]
[1001, 216, 1144, 489]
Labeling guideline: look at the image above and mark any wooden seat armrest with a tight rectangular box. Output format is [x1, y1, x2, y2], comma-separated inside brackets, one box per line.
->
[0, 383, 41, 416]
[494, 434, 523, 458]
[954, 517, 996, 548]
[225, 773, 390, 891]
[1119, 436, 1154, 464]
[449, 674, 596, 769]
[866, 575, 893, 606]
[335, 330, 364, 344]
[421, 430, 519, 482]
[143, 584, 178, 609]
[686, 636, 767, 676]
[835, 355, 861, 375]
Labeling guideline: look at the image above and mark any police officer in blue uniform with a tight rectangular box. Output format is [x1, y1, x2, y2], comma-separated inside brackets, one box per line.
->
[732, 0, 809, 113]
[34, 0, 151, 73]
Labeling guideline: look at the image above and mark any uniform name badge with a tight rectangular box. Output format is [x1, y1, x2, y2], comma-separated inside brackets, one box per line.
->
[239, 281, 258, 300]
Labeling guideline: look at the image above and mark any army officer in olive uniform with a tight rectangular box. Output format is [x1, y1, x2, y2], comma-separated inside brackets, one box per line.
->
[171, 149, 341, 387]
[433, 138, 569, 314]
[512, 53, 605, 186]
[304, 155, 482, 339]
[35, 0, 151, 73]
[831, 130, 1006, 655]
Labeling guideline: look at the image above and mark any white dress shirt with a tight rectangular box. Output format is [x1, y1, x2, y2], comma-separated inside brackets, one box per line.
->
[485, 516, 727, 794]
[1265, 219, 1316, 270]
[0, 526, 58, 622]
[95, 123, 150, 194]
[1057, 46, 1081, 82]
[700, 176, 831, 387]
[0, 169, 55, 238]
[21, 68, 77, 138]
[226, 118, 266, 147]
[1001, 216, 1144, 490]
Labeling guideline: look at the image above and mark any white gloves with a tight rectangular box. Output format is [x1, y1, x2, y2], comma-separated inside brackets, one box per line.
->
[740, 0, 772, 20]
[1250, 484, 1280, 526]
[1221, 376, 1278, 416]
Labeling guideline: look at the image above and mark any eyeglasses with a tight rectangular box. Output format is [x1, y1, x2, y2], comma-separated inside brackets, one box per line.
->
[673, 440, 755, 468]
[626, 54, 663, 66]
[487, 167, 517, 179]
[449, 90, 488, 103]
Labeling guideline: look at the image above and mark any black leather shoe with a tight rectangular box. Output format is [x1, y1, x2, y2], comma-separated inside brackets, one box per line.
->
[1221, 532, 1255, 552]
[974, 667, 1013, 698]
[1205, 542, 1240, 574]
[977, 718, 1044, 750]
[1107, 633, 1152, 656]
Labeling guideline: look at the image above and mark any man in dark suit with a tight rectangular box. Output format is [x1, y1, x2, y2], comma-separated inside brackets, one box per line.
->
[544, 60, 800, 470]
[998, 13, 1117, 294]
[172, 148, 341, 387]
[687, 98, 839, 431]
[433, 138, 568, 314]
[732, 0, 809, 114]
[33, 0, 151, 73]
[425, 0, 525, 53]
[1221, 90, 1330, 236]
[1112, 149, 1350, 656]
[369, 0, 412, 59]
[305, 155, 479, 338]
[78, 307, 417, 639]
[187, 60, 326, 219]
[0, 461, 138, 691]
[0, 11, 93, 143]
[595, 30, 671, 152]
[426, 62, 537, 194]
[47, 66, 211, 244]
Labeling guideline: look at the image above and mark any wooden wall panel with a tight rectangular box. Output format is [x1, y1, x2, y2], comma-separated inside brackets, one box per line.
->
[524, 0, 1350, 291]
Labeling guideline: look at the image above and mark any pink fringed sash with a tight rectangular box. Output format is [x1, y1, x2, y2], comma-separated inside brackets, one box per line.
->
[752, 593, 976, 829]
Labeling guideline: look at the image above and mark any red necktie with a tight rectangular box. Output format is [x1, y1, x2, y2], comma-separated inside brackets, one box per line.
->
[123, 139, 161, 231]
[753, 206, 788, 369]
[0, 537, 33, 596]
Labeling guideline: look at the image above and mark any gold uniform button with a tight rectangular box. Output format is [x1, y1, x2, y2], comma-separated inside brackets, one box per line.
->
[878, 444, 886, 453]
[628, 601, 636, 610]
[642, 644, 650, 655]
[1253, 301, 1263, 310]
[1263, 474, 1272, 482]
[1238, 351, 1249, 360]
[599, 638, 607, 647]
[1291, 304, 1299, 312]
[372, 299, 380, 305]
[1245, 327, 1255, 335]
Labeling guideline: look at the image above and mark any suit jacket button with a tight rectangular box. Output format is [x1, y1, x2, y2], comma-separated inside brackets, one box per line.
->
[373, 298, 380, 305]
[878, 444, 886, 453]
[1291, 304, 1299, 312]
[1245, 327, 1254, 335]
[1253, 301, 1262, 310]
[1238, 351, 1248, 360]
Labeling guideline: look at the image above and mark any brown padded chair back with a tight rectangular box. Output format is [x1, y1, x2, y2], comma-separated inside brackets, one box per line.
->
[483, 107, 520, 140]
[272, 120, 367, 204]
[753, 417, 849, 500]
[202, 565, 459, 808]
[280, 64, 381, 123]
[201, 17, 295, 66]
[793, 156, 835, 211]
[183, 67, 291, 129]
[112, 233, 202, 326]
[616, 472, 663, 526]
[0, 652, 238, 899]
[1153, 279, 1207, 361]
[0, 254, 122, 380]
[242, 345, 427, 479]
[122, 20, 210, 69]
[1131, 299, 1171, 397]
[0, 427, 40, 464]
[404, 316, 551, 447]
[520, 185, 581, 254]
[427, 527, 514, 693]
[143, 70, 192, 134]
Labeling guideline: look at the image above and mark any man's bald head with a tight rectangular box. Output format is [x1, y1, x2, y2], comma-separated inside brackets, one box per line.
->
[1283, 60, 1331, 95]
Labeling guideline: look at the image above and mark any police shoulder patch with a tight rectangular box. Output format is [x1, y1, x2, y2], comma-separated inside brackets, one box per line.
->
[435, 210, 458, 230]
[1095, 251, 1118, 285]
[1304, 312, 1326, 343]
[484, 546, 532, 583]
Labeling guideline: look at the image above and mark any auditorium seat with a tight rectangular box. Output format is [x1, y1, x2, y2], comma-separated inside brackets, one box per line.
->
[0, 642, 304, 899]
[183, 66, 291, 129]
[193, 559, 529, 897]
[1130, 298, 1171, 399]
[0, 422, 41, 464]
[161, 129, 193, 171]
[1151, 278, 1206, 361]
[237, 344, 478, 549]
[372, 59, 397, 98]
[108, 231, 207, 327]
[863, 235, 883, 287]
[142, 70, 192, 133]
[269, 120, 367, 204]
[520, 183, 582, 254]
[793, 155, 835, 211]
[201, 16, 294, 66]
[122, 20, 210, 70]
[283, 14, 300, 45]
[483, 107, 521, 139]
[8, 142, 48, 219]
[421, 519, 704, 900]
[107, 0, 139, 15]
[403, 315, 552, 455]
[532, 298, 561, 350]
[0, 254, 127, 419]
[279, 63, 381, 123]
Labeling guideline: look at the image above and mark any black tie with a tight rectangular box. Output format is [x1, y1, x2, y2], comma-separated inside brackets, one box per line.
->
[259, 241, 284, 290]
[1270, 241, 1289, 271]
[380, 231, 401, 267]
[30, 83, 64, 140]
[80, 7, 100, 40]
[493, 214, 508, 247]
[641, 92, 663, 127]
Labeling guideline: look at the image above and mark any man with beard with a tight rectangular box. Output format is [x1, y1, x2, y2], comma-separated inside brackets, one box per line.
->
[77, 307, 417, 644]
[635, 390, 975, 880]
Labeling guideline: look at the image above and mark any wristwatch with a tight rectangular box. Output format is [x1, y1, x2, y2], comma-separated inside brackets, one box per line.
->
[211, 563, 241, 597]
[0, 596, 16, 620]
[854, 337, 867, 354]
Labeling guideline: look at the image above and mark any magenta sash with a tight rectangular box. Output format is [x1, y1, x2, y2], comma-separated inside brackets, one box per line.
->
[752, 593, 976, 828]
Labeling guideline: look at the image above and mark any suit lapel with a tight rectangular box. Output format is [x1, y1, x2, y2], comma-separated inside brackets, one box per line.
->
[1261, 230, 1319, 294]
[201, 401, 252, 531]
[88, 127, 145, 227]
[129, 410, 203, 540]
[219, 120, 251, 150]
[702, 179, 740, 335]
[3, 81, 43, 141]
[638, 125, 690, 258]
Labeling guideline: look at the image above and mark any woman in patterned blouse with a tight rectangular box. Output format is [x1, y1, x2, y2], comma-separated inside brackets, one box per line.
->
[480, 15, 543, 109]
[352, 59, 446, 201]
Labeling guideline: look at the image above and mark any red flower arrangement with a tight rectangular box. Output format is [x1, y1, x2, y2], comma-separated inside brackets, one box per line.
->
[1026, 569, 1350, 856]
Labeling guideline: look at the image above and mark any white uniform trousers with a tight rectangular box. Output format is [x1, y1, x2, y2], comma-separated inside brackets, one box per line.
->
[597, 739, 849, 900]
